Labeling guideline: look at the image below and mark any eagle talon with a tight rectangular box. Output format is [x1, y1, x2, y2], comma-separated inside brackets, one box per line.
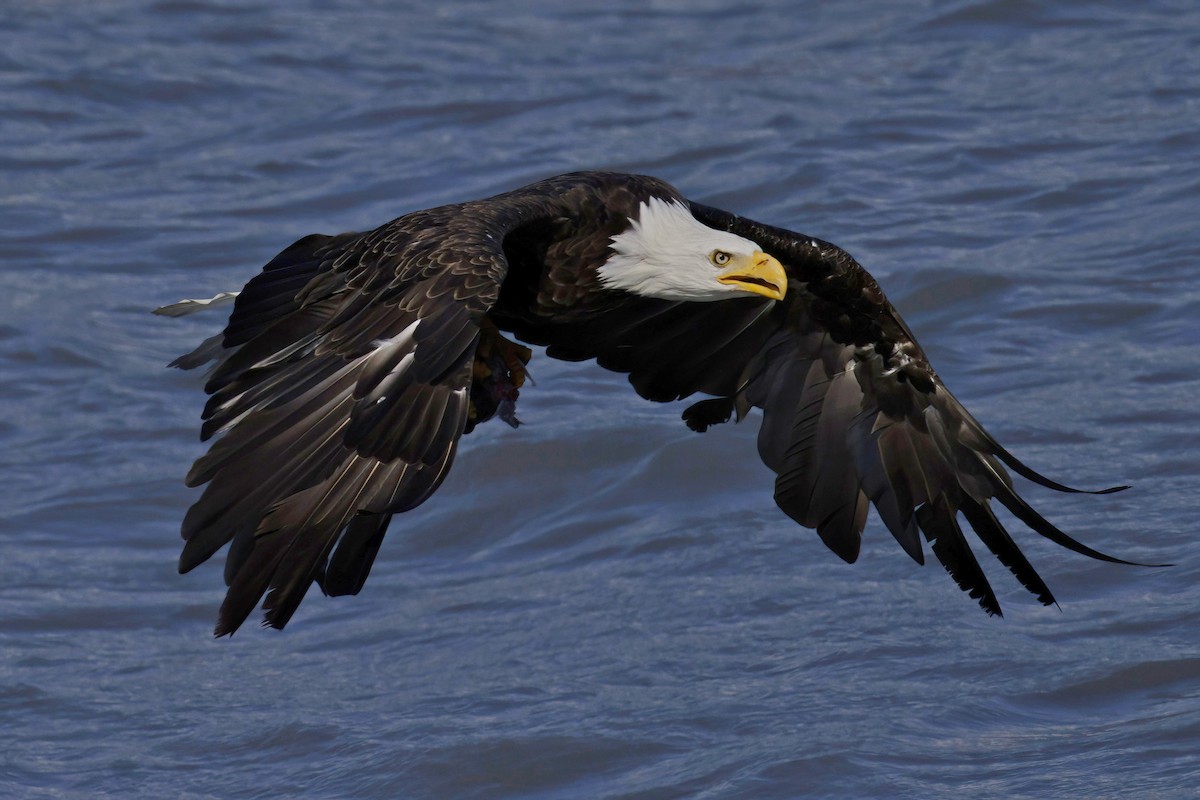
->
[683, 397, 735, 432]
[478, 317, 532, 389]
[469, 318, 531, 428]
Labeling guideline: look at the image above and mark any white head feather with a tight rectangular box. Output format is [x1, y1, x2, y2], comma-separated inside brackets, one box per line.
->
[599, 197, 773, 302]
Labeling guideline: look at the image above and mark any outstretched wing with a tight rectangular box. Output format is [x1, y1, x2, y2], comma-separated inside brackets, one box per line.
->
[503, 200, 1139, 616]
[168, 210, 508, 635]
[697, 203, 1151, 615]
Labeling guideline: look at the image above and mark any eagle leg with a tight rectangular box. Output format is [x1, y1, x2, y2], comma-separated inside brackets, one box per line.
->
[468, 317, 534, 432]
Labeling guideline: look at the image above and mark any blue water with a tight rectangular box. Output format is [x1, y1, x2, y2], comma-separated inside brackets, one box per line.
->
[3, 1, 1199, 797]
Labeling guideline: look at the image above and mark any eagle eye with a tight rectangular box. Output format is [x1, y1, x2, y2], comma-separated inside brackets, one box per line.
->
[711, 250, 732, 267]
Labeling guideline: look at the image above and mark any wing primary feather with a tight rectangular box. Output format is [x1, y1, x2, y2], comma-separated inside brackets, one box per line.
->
[848, 413, 924, 564]
[179, 391, 357, 573]
[258, 461, 390, 630]
[775, 366, 866, 562]
[993, 485, 1169, 567]
[940, 394, 1130, 496]
[989, 440, 1129, 495]
[215, 531, 288, 635]
[320, 513, 393, 597]
[917, 495, 1002, 617]
[221, 459, 385, 634]
[958, 496, 1056, 607]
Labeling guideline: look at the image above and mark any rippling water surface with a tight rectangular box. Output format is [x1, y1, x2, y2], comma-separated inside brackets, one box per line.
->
[3, 1, 1199, 797]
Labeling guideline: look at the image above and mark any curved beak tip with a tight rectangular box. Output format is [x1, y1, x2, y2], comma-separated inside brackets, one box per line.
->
[718, 251, 787, 301]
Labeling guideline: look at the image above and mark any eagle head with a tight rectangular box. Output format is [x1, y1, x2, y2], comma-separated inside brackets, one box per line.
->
[599, 197, 787, 302]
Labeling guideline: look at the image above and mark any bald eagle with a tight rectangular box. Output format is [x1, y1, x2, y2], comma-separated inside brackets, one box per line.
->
[158, 171, 1140, 636]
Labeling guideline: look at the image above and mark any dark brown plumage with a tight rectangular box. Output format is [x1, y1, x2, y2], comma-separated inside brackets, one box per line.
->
[159, 171, 1143, 636]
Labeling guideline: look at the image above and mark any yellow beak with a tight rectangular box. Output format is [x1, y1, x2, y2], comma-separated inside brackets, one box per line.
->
[717, 251, 787, 301]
